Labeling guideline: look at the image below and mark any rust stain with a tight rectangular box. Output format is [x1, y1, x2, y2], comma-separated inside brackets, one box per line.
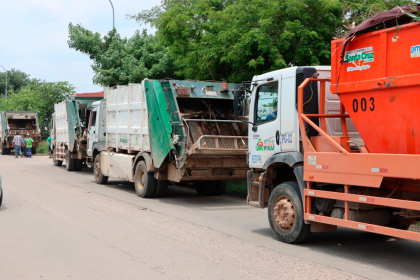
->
[389, 95, 396, 102]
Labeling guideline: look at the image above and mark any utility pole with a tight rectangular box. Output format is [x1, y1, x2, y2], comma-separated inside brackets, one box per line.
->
[0, 65, 7, 98]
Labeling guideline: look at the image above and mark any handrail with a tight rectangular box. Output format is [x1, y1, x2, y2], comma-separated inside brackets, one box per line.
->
[297, 78, 349, 155]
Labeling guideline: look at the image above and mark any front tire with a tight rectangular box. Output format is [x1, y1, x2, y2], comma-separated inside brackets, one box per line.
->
[66, 150, 75, 171]
[1, 143, 6, 155]
[32, 147, 37, 154]
[134, 161, 156, 198]
[94, 155, 108, 184]
[268, 181, 310, 244]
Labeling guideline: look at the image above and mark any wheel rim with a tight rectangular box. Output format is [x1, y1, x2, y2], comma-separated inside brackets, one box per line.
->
[136, 169, 145, 193]
[273, 195, 296, 231]
[94, 159, 100, 179]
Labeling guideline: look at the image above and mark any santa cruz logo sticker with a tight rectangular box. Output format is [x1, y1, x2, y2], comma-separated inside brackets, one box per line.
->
[345, 46, 374, 72]
[411, 45, 420, 58]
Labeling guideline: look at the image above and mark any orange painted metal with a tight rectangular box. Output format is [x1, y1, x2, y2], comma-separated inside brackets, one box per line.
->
[331, 22, 420, 154]
[305, 214, 420, 242]
[298, 75, 420, 241]
[305, 189, 420, 211]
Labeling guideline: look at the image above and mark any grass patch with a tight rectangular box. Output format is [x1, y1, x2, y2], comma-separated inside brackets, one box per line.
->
[226, 180, 247, 195]
[37, 141, 50, 156]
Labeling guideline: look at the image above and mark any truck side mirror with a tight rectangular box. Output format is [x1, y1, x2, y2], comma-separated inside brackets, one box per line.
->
[252, 126, 258, 132]
[233, 86, 245, 117]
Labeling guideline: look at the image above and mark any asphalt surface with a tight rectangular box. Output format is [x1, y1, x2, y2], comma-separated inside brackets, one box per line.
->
[0, 155, 419, 279]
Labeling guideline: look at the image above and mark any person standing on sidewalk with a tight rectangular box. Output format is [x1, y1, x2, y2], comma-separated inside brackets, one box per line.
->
[47, 136, 52, 158]
[22, 135, 27, 157]
[12, 132, 23, 158]
[26, 134, 34, 158]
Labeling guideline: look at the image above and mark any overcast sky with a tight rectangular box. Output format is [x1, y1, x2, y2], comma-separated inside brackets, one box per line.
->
[0, 0, 160, 93]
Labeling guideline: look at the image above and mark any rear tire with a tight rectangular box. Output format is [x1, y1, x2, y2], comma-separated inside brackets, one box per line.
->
[1, 143, 5, 155]
[66, 150, 75, 171]
[75, 159, 83, 171]
[53, 148, 63, 166]
[134, 161, 156, 198]
[94, 155, 108, 184]
[268, 181, 310, 244]
[195, 181, 227, 196]
[154, 180, 169, 197]
[213, 181, 227, 196]
[32, 147, 37, 154]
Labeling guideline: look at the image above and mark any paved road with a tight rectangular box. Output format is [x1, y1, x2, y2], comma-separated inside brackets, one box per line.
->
[0, 155, 418, 280]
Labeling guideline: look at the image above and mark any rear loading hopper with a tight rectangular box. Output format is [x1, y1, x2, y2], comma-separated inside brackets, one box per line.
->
[331, 22, 420, 154]
[103, 80, 249, 192]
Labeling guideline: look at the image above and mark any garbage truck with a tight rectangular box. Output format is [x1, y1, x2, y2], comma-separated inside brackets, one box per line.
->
[51, 91, 103, 171]
[88, 80, 249, 197]
[242, 7, 420, 244]
[0, 111, 41, 155]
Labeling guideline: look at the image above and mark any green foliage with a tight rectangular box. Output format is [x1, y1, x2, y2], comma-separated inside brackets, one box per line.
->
[131, 0, 418, 83]
[0, 81, 75, 138]
[0, 68, 38, 96]
[226, 180, 247, 195]
[67, 24, 177, 86]
[37, 141, 50, 156]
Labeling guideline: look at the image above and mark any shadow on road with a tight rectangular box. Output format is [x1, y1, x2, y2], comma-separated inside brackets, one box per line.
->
[253, 225, 420, 278]
[102, 180, 247, 209]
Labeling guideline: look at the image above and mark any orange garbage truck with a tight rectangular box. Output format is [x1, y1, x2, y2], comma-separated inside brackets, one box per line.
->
[244, 6, 420, 243]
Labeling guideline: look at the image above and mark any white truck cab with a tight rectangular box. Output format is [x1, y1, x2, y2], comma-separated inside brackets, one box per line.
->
[239, 66, 361, 243]
[87, 100, 107, 168]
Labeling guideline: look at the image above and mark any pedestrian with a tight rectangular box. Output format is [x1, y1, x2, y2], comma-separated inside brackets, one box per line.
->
[22, 135, 27, 157]
[47, 136, 52, 158]
[26, 134, 34, 158]
[12, 132, 23, 158]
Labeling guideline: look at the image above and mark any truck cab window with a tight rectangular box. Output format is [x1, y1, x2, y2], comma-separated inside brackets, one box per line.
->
[255, 82, 278, 126]
[90, 111, 97, 127]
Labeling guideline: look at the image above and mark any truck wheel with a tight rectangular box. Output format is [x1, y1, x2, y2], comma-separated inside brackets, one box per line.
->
[75, 159, 83, 171]
[94, 155, 108, 184]
[195, 181, 227, 196]
[213, 181, 227, 196]
[268, 181, 310, 244]
[53, 148, 63, 166]
[154, 180, 169, 197]
[66, 150, 75, 171]
[134, 161, 156, 198]
[32, 147, 37, 154]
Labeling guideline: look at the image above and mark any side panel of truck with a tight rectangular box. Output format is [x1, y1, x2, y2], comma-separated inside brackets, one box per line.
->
[106, 84, 151, 154]
[101, 152, 135, 182]
[55, 101, 71, 147]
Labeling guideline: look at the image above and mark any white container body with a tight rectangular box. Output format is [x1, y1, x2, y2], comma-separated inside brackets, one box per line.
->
[54, 101, 70, 147]
[105, 83, 151, 154]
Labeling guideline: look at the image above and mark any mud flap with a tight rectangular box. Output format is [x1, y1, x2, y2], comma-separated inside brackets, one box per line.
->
[293, 165, 310, 224]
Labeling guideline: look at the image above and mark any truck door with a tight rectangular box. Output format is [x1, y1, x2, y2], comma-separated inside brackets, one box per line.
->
[87, 106, 98, 157]
[249, 77, 282, 168]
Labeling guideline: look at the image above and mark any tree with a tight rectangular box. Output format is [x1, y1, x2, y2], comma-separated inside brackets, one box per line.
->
[130, 0, 417, 82]
[0, 68, 37, 96]
[67, 24, 177, 86]
[0, 81, 75, 137]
